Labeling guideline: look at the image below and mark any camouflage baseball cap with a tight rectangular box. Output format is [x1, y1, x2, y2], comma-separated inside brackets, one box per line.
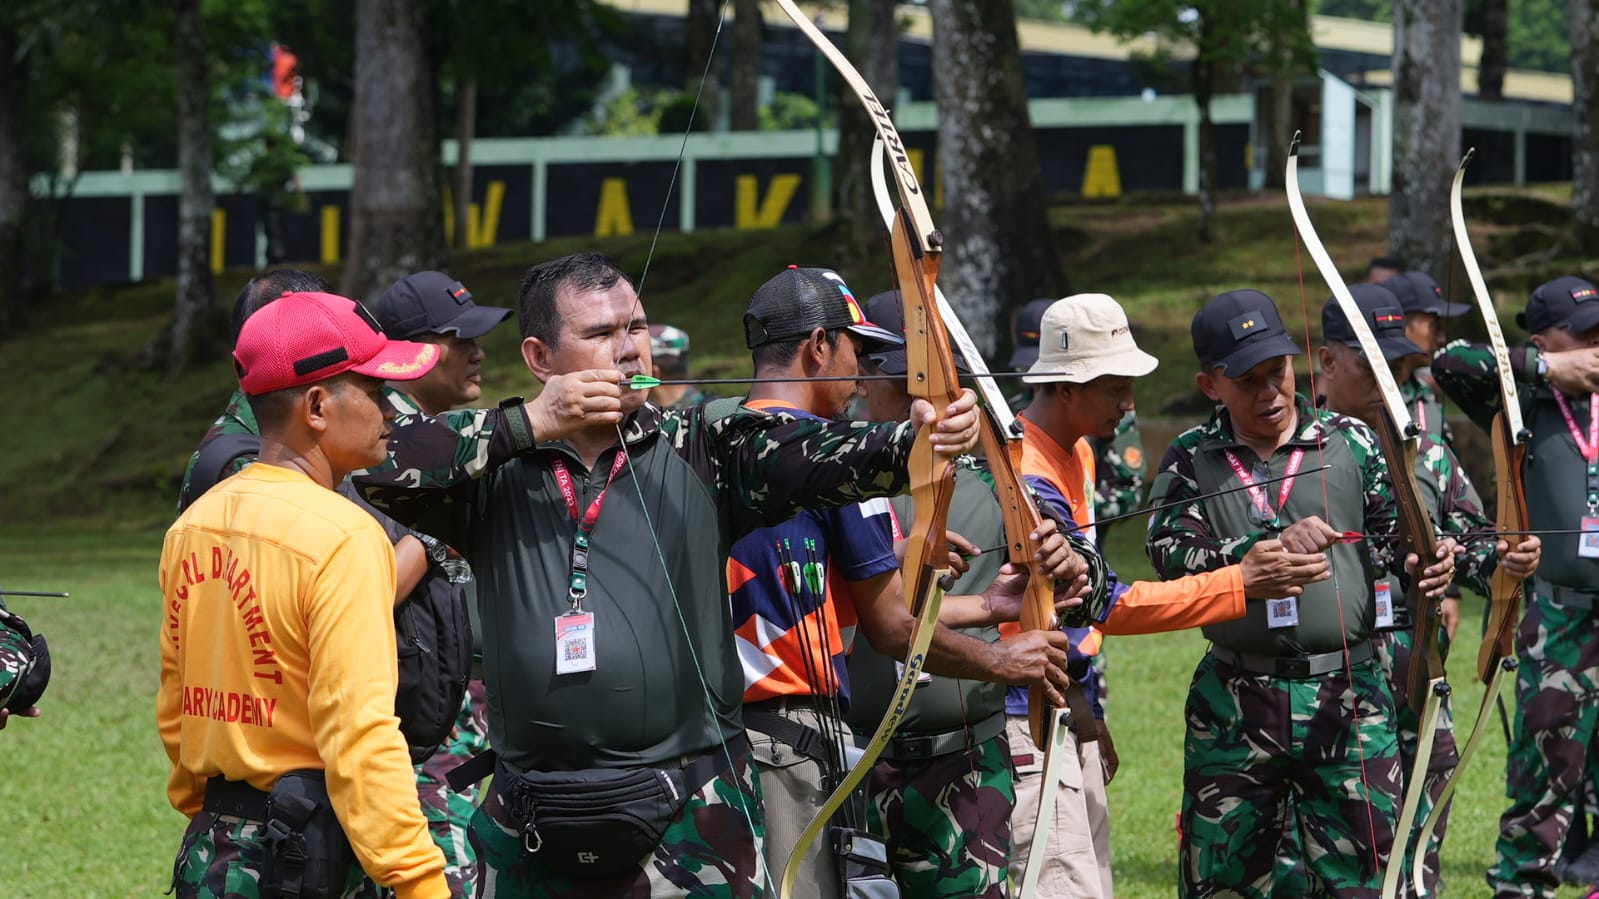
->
[649, 324, 691, 360]
[0, 605, 48, 712]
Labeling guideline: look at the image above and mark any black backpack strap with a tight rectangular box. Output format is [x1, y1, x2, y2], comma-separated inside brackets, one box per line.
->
[446, 749, 498, 793]
[180, 433, 262, 512]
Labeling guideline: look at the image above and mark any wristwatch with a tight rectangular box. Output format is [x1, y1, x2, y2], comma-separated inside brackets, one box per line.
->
[413, 532, 449, 565]
[1536, 353, 1550, 382]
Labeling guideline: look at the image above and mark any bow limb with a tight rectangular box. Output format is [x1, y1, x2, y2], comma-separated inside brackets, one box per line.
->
[1286, 138, 1446, 899]
[770, 7, 959, 895]
[1410, 151, 1532, 896]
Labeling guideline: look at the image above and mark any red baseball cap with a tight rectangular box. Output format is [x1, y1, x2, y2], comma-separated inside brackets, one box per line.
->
[234, 291, 440, 395]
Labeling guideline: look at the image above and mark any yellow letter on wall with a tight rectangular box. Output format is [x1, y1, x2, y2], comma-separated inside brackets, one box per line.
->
[210, 209, 226, 274]
[1082, 145, 1123, 198]
[320, 206, 340, 264]
[735, 174, 801, 230]
[594, 178, 634, 237]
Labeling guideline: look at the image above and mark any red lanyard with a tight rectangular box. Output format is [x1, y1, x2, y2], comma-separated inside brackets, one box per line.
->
[1415, 399, 1426, 431]
[551, 451, 629, 607]
[1224, 448, 1305, 525]
[552, 451, 630, 529]
[1554, 391, 1599, 462]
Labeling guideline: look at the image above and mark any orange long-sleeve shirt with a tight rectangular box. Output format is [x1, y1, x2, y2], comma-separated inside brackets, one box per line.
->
[1018, 418, 1246, 634]
[157, 463, 447, 899]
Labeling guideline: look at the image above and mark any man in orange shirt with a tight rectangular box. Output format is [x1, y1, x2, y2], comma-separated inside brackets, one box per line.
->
[1011, 293, 1334, 897]
[158, 292, 451, 899]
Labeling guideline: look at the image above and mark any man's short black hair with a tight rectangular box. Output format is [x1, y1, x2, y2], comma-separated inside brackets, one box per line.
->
[230, 269, 334, 347]
[517, 253, 635, 345]
[750, 328, 843, 372]
[1366, 256, 1405, 275]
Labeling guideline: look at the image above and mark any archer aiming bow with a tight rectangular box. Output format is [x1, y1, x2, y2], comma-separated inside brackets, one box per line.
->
[1285, 136, 1449, 899]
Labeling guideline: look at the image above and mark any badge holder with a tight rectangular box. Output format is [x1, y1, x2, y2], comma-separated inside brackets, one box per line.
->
[555, 533, 597, 675]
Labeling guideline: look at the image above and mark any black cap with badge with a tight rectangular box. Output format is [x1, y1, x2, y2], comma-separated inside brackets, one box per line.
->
[1007, 298, 1055, 369]
[1191, 289, 1303, 376]
[1382, 271, 1469, 318]
[1321, 283, 1427, 361]
[372, 271, 513, 340]
[1518, 275, 1599, 334]
[860, 290, 972, 375]
[743, 266, 899, 348]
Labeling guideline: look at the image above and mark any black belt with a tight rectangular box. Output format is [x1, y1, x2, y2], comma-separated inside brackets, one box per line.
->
[743, 706, 834, 765]
[877, 711, 1006, 761]
[1210, 640, 1374, 678]
[202, 777, 270, 821]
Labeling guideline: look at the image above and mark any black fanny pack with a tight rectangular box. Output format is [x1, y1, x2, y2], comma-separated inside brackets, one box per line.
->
[503, 746, 733, 878]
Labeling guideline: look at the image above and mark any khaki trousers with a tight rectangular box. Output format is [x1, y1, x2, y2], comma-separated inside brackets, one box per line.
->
[1006, 714, 1113, 899]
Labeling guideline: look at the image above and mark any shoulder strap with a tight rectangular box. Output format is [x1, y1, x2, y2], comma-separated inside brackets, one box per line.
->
[179, 433, 262, 513]
[698, 396, 747, 428]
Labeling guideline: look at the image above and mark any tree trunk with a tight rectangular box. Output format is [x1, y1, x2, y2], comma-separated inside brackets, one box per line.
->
[684, 0, 721, 117]
[0, 20, 28, 339]
[730, 0, 762, 131]
[928, 0, 1062, 357]
[1573, 0, 1599, 233]
[836, 0, 898, 265]
[1478, 0, 1508, 99]
[164, 0, 216, 371]
[342, 0, 445, 303]
[1192, 34, 1219, 244]
[453, 78, 476, 251]
[1262, 0, 1305, 189]
[1389, 0, 1461, 276]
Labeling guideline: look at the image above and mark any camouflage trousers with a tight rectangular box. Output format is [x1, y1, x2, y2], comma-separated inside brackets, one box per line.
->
[418, 680, 490, 897]
[863, 723, 1014, 899]
[468, 741, 767, 898]
[170, 811, 383, 899]
[1181, 649, 1401, 899]
[1275, 629, 1459, 897]
[1492, 591, 1599, 898]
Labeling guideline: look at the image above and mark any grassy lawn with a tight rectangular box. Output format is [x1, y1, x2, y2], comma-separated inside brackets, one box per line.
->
[0, 520, 1585, 896]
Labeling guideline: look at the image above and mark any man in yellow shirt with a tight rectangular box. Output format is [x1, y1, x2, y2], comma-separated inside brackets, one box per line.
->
[159, 291, 451, 899]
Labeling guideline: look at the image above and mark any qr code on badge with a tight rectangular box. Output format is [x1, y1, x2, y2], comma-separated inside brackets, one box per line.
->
[564, 640, 589, 662]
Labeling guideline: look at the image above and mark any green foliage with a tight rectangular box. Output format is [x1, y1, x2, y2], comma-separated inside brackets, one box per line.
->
[1315, 0, 1570, 74]
[1073, 0, 1315, 80]
[585, 87, 670, 136]
[758, 92, 824, 132]
[1013, 0, 1070, 21]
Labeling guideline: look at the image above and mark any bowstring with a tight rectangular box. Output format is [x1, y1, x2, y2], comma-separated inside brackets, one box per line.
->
[602, 3, 774, 886]
[1290, 223, 1385, 881]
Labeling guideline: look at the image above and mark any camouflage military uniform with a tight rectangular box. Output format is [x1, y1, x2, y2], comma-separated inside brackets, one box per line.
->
[668, 387, 715, 410]
[0, 600, 43, 713]
[1148, 394, 1408, 898]
[1436, 340, 1599, 898]
[178, 387, 496, 896]
[1088, 409, 1146, 527]
[1275, 430, 1498, 896]
[172, 812, 383, 899]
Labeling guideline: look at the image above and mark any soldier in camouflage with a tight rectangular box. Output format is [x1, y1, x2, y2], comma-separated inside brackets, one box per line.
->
[1310, 285, 1539, 897]
[1088, 410, 1145, 532]
[1434, 275, 1599, 898]
[356, 252, 991, 898]
[1148, 288, 1457, 898]
[0, 599, 47, 729]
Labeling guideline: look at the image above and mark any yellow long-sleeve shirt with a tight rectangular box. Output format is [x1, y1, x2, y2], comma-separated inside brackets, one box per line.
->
[158, 463, 447, 899]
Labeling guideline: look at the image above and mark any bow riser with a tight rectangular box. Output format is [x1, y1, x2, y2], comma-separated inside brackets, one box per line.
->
[1480, 418, 1530, 679]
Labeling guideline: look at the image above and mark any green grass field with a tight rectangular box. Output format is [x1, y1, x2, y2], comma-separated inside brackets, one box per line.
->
[0, 521, 1585, 897]
[0, 187, 1592, 895]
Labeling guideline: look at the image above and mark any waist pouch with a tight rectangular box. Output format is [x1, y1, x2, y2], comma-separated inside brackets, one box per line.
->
[505, 748, 729, 878]
[261, 770, 356, 899]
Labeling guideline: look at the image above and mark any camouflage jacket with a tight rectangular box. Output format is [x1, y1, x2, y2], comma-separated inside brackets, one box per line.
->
[1089, 409, 1146, 522]
[1430, 339, 1541, 435]
[1414, 432, 1495, 598]
[1401, 369, 1454, 449]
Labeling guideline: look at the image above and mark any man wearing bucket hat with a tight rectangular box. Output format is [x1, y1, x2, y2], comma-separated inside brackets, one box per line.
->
[1146, 287, 1457, 896]
[1302, 284, 1541, 896]
[1013, 293, 1329, 898]
[159, 291, 451, 898]
[1434, 274, 1599, 897]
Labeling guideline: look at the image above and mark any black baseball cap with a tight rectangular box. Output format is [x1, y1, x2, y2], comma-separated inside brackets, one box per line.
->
[1518, 275, 1599, 333]
[371, 271, 512, 340]
[860, 290, 971, 376]
[1321, 284, 1426, 361]
[1008, 298, 1055, 369]
[1192, 289, 1302, 376]
[1381, 271, 1468, 317]
[743, 266, 898, 348]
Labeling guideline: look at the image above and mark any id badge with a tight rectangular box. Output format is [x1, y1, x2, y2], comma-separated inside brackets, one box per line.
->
[1374, 582, 1394, 628]
[554, 611, 597, 674]
[1266, 597, 1300, 629]
[1582, 517, 1599, 559]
